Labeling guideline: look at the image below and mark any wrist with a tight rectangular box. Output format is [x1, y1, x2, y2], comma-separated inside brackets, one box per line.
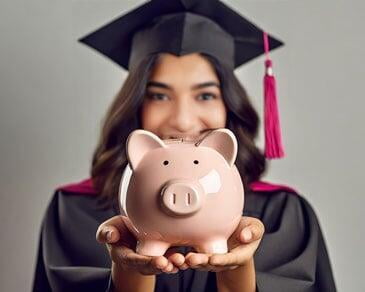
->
[216, 258, 256, 292]
[112, 262, 156, 292]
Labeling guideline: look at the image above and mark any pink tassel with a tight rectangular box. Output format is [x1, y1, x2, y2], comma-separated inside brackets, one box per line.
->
[263, 32, 284, 159]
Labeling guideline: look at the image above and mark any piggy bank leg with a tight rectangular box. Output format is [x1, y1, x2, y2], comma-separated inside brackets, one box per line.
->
[136, 239, 171, 256]
[195, 238, 228, 254]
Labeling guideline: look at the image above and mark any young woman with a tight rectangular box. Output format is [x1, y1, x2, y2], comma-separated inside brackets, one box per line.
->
[95, 52, 266, 292]
[32, 1, 337, 291]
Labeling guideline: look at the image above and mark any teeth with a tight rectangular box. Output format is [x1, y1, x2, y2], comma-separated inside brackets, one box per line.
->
[164, 135, 201, 140]
[167, 136, 189, 140]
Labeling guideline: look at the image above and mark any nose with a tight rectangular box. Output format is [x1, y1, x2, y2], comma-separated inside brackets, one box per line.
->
[168, 98, 197, 133]
[160, 180, 202, 216]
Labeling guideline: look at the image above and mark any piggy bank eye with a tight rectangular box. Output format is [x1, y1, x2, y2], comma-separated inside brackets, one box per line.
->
[193, 160, 199, 164]
[163, 160, 169, 165]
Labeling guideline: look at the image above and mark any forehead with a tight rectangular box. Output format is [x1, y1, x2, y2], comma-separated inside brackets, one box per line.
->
[149, 53, 219, 83]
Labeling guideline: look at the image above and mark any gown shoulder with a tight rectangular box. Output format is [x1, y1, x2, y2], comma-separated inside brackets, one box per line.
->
[32, 189, 115, 292]
[244, 189, 337, 292]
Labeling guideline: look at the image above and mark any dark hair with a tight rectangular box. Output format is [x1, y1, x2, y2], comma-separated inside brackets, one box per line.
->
[91, 53, 266, 208]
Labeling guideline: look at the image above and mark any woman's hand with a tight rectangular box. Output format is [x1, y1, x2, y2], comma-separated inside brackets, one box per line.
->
[184, 216, 265, 272]
[96, 215, 187, 275]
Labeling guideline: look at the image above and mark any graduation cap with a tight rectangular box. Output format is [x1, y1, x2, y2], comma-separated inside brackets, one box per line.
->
[79, 0, 285, 159]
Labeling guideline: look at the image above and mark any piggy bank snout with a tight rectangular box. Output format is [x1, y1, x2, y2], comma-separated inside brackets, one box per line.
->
[161, 181, 202, 216]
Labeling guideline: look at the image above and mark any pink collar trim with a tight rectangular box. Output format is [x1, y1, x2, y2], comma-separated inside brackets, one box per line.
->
[56, 178, 97, 194]
[249, 180, 297, 194]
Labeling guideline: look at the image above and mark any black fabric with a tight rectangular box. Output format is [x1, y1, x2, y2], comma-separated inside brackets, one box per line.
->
[78, 0, 283, 71]
[32, 189, 336, 292]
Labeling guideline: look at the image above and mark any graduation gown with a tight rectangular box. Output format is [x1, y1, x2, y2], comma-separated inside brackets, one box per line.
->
[32, 180, 337, 292]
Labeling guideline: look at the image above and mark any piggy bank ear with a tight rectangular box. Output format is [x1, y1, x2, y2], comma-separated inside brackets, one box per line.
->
[196, 128, 238, 167]
[126, 130, 166, 171]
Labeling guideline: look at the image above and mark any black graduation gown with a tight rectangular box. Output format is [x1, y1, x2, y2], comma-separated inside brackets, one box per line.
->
[32, 187, 337, 292]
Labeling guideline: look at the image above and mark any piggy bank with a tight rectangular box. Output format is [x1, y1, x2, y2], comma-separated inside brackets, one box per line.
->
[118, 128, 244, 256]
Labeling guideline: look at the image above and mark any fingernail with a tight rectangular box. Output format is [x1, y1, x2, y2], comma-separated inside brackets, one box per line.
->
[106, 230, 113, 241]
[156, 263, 164, 269]
[180, 264, 188, 270]
[243, 229, 252, 241]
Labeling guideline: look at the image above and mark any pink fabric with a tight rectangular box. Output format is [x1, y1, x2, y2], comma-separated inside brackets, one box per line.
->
[249, 180, 297, 194]
[263, 31, 285, 159]
[56, 178, 297, 195]
[56, 178, 97, 195]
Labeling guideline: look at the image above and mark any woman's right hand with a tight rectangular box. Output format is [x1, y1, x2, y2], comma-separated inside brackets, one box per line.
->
[96, 215, 188, 275]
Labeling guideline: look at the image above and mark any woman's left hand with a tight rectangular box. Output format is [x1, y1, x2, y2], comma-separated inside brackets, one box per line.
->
[183, 216, 265, 272]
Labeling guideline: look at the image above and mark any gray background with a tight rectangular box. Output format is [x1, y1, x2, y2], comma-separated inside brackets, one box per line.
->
[1, 0, 364, 291]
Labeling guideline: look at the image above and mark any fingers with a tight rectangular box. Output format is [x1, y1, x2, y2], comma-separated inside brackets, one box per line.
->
[205, 218, 264, 267]
[98, 216, 266, 274]
[96, 215, 136, 248]
[110, 244, 182, 275]
[111, 245, 150, 266]
[186, 252, 213, 271]
[98, 217, 186, 275]
[167, 253, 185, 267]
[185, 252, 209, 267]
[164, 247, 185, 268]
[151, 256, 168, 269]
[209, 252, 239, 266]
[96, 215, 124, 243]
[97, 225, 120, 244]
[185, 252, 238, 272]
[151, 256, 179, 274]
[112, 246, 171, 275]
[164, 261, 174, 273]
[185, 251, 238, 268]
[179, 263, 189, 270]
[164, 247, 181, 258]
[239, 217, 265, 243]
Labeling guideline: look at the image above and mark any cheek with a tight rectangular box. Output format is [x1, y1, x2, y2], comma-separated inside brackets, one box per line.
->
[140, 103, 165, 130]
[203, 102, 227, 127]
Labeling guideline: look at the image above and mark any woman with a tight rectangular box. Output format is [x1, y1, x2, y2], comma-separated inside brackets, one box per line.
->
[32, 1, 337, 291]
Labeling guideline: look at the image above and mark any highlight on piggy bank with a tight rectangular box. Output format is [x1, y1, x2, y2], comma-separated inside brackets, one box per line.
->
[118, 128, 244, 256]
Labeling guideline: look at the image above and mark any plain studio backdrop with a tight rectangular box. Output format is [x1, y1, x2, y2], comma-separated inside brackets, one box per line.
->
[0, 0, 364, 291]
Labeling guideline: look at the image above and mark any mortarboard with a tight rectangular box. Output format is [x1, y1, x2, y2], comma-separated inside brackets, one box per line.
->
[79, 0, 285, 159]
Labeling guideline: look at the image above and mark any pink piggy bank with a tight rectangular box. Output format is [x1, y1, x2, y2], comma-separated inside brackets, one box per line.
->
[118, 128, 244, 256]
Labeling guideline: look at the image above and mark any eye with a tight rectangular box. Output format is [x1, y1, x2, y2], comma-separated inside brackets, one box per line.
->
[163, 160, 169, 165]
[193, 160, 199, 164]
[147, 92, 169, 101]
[197, 93, 217, 101]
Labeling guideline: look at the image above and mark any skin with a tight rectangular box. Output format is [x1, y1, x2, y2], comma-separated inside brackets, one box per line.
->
[96, 53, 265, 292]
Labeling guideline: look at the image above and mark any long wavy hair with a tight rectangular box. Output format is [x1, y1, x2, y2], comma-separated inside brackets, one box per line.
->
[91, 53, 267, 208]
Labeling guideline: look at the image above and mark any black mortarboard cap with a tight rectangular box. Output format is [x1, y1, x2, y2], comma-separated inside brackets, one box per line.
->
[79, 0, 286, 159]
[78, 0, 284, 71]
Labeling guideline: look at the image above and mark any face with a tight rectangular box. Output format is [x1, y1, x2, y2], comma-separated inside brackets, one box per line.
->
[140, 53, 227, 141]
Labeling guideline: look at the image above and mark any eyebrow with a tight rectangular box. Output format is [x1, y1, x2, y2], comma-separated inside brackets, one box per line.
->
[146, 81, 220, 90]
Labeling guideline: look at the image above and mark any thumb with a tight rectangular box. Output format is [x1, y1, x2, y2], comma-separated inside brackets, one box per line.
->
[96, 215, 131, 244]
